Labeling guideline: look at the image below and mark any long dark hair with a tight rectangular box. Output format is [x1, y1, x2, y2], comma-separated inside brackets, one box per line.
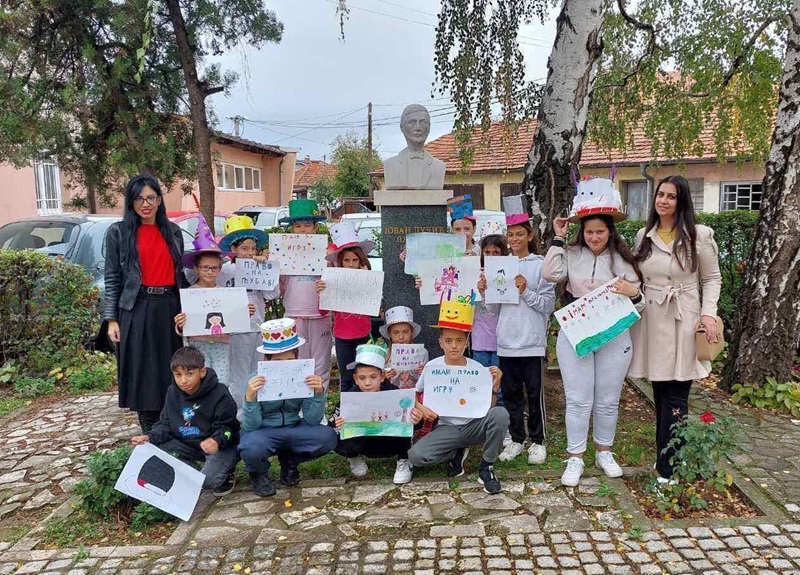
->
[570, 215, 643, 283]
[122, 174, 180, 269]
[508, 222, 540, 255]
[635, 175, 698, 272]
[337, 246, 371, 270]
[479, 234, 510, 267]
[205, 312, 226, 329]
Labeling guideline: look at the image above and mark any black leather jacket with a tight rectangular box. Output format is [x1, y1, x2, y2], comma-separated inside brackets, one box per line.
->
[103, 221, 187, 321]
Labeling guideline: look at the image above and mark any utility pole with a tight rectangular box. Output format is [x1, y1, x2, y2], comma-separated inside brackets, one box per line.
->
[367, 102, 373, 196]
[227, 115, 244, 137]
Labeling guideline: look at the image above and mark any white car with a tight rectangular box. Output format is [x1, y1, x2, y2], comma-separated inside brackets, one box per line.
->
[234, 205, 290, 230]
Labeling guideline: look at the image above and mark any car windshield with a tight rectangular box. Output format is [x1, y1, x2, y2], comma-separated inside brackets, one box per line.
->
[0, 221, 79, 251]
[356, 222, 381, 257]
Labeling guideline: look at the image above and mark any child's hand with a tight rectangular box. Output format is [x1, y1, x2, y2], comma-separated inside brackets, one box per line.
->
[131, 435, 150, 446]
[384, 368, 397, 380]
[305, 374, 324, 394]
[245, 375, 266, 402]
[248, 303, 256, 316]
[477, 273, 487, 295]
[515, 274, 527, 294]
[199, 437, 219, 454]
[414, 276, 422, 290]
[410, 407, 423, 424]
[418, 404, 438, 421]
[254, 254, 268, 263]
[335, 416, 344, 430]
[415, 364, 425, 375]
[488, 366, 502, 391]
[553, 217, 569, 238]
[399, 249, 407, 262]
[315, 280, 326, 293]
[174, 312, 186, 330]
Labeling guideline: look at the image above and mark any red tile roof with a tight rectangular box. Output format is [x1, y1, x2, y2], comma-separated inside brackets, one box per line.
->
[294, 158, 338, 189]
[214, 132, 286, 157]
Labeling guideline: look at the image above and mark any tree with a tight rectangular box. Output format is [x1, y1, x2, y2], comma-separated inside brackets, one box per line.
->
[308, 176, 337, 217]
[330, 131, 381, 199]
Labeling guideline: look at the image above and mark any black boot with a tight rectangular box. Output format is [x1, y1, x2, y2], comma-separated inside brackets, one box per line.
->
[250, 472, 276, 497]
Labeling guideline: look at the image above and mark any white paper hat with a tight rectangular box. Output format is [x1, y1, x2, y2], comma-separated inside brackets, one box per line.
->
[256, 318, 306, 354]
[346, 343, 388, 371]
[503, 195, 530, 226]
[325, 220, 375, 262]
[379, 306, 422, 339]
[568, 176, 627, 223]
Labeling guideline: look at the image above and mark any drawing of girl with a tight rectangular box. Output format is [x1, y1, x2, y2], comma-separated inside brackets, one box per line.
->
[205, 312, 226, 335]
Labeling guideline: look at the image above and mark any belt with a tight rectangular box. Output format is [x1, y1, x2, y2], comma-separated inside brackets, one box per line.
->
[139, 286, 176, 296]
[644, 283, 698, 321]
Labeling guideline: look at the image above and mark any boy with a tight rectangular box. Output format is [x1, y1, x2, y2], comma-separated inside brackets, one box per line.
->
[447, 195, 480, 256]
[131, 346, 240, 496]
[238, 318, 338, 497]
[380, 306, 428, 386]
[331, 343, 422, 484]
[408, 295, 509, 494]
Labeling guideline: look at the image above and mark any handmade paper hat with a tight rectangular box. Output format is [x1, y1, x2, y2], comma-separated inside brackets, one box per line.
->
[346, 343, 388, 371]
[568, 173, 627, 223]
[325, 220, 375, 262]
[447, 195, 476, 222]
[181, 213, 234, 268]
[379, 306, 422, 339]
[431, 292, 477, 332]
[219, 215, 268, 252]
[256, 317, 307, 354]
[503, 195, 530, 226]
[137, 455, 175, 497]
[278, 198, 327, 225]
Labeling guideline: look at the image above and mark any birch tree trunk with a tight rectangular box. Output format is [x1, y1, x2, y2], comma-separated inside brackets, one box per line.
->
[726, 2, 800, 387]
[523, 0, 605, 245]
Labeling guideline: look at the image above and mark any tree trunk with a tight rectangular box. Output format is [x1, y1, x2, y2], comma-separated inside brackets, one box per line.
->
[725, 3, 800, 388]
[523, 0, 605, 247]
[165, 0, 218, 234]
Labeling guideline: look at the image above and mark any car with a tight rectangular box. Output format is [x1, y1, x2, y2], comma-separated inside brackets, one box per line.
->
[343, 213, 382, 271]
[234, 205, 290, 230]
[168, 211, 231, 250]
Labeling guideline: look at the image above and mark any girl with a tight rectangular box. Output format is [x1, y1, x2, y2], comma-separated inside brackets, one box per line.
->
[104, 174, 186, 433]
[472, 234, 508, 370]
[629, 175, 721, 482]
[448, 194, 480, 256]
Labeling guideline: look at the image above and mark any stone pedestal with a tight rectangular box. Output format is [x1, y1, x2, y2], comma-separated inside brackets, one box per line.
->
[375, 190, 452, 358]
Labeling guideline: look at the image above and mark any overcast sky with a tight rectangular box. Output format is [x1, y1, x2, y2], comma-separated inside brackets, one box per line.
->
[209, 0, 557, 162]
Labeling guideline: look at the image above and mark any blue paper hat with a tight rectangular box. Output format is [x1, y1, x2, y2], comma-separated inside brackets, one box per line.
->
[447, 195, 476, 222]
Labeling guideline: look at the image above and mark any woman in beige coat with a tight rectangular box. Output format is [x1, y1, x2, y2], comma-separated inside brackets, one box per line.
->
[629, 175, 722, 482]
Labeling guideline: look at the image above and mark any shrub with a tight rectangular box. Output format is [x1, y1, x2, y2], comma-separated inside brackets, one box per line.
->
[131, 502, 172, 530]
[75, 445, 133, 517]
[51, 351, 117, 394]
[730, 376, 800, 417]
[14, 376, 55, 398]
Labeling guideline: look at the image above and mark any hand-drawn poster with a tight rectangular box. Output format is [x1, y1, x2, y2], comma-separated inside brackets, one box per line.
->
[417, 256, 482, 305]
[339, 389, 416, 439]
[484, 255, 519, 304]
[555, 277, 641, 357]
[476, 214, 507, 240]
[256, 359, 315, 401]
[179, 287, 250, 337]
[235, 259, 279, 290]
[268, 233, 328, 276]
[114, 443, 204, 522]
[319, 268, 384, 316]
[389, 344, 427, 389]
[404, 233, 466, 276]
[421, 364, 492, 419]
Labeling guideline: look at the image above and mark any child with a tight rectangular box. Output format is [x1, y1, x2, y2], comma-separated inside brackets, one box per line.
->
[316, 221, 375, 392]
[479, 196, 555, 465]
[131, 346, 240, 496]
[238, 318, 338, 497]
[278, 199, 333, 391]
[447, 195, 480, 256]
[472, 234, 508, 370]
[330, 343, 422, 484]
[408, 295, 508, 494]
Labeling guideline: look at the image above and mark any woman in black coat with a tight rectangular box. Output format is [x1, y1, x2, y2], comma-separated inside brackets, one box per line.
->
[104, 174, 187, 432]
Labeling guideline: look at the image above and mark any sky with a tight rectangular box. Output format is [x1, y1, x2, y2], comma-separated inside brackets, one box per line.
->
[208, 0, 558, 163]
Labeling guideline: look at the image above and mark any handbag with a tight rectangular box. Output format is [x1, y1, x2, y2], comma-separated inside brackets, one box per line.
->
[696, 315, 725, 362]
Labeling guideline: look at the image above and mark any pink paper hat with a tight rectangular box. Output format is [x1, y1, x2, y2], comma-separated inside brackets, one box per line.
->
[181, 213, 234, 268]
[503, 194, 530, 226]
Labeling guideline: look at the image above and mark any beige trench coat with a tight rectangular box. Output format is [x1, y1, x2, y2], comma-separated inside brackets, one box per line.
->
[628, 224, 722, 381]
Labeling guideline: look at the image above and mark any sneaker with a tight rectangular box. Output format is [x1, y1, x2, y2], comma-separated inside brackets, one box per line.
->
[527, 443, 547, 465]
[393, 459, 413, 485]
[560, 457, 585, 487]
[502, 430, 513, 447]
[595, 451, 623, 478]
[498, 441, 524, 462]
[447, 447, 469, 477]
[212, 470, 236, 497]
[280, 461, 300, 486]
[250, 472, 276, 497]
[656, 475, 677, 486]
[477, 462, 502, 494]
[349, 456, 368, 477]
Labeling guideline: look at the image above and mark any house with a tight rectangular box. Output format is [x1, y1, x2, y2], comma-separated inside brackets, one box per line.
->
[293, 156, 337, 200]
[372, 119, 766, 220]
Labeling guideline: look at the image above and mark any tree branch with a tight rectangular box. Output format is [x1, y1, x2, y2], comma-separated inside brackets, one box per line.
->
[596, 0, 658, 91]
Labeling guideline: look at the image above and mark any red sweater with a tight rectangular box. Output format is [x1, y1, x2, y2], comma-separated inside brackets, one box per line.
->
[137, 224, 175, 286]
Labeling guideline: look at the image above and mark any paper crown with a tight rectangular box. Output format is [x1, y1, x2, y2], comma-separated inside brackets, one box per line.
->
[568, 175, 627, 223]
[278, 199, 327, 225]
[431, 292, 476, 332]
[256, 318, 306, 354]
[219, 215, 268, 252]
[447, 195, 476, 222]
[325, 220, 375, 262]
[503, 194, 530, 226]
[346, 343, 388, 371]
[379, 306, 422, 339]
[181, 213, 234, 268]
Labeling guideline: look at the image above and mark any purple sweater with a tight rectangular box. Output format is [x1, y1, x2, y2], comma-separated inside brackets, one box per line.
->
[471, 304, 498, 352]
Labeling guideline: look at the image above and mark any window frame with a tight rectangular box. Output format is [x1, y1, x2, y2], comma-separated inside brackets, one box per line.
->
[215, 161, 262, 192]
[719, 181, 762, 211]
[33, 159, 63, 215]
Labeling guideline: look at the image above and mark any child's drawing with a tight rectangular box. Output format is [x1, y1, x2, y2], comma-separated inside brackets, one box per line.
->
[205, 312, 226, 335]
[434, 265, 460, 293]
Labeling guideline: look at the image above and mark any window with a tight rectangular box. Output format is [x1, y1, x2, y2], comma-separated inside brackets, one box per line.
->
[33, 159, 62, 215]
[216, 162, 262, 191]
[448, 184, 485, 209]
[500, 183, 523, 198]
[720, 181, 762, 211]
[621, 180, 649, 221]
[688, 178, 705, 212]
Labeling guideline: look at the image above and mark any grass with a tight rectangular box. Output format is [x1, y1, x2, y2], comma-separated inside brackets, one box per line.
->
[0, 396, 28, 419]
[39, 508, 175, 549]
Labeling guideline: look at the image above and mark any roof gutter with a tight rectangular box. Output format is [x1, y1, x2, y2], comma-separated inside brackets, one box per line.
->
[640, 163, 655, 211]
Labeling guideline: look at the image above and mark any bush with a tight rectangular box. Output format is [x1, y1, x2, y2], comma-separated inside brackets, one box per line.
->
[14, 376, 55, 398]
[75, 445, 133, 517]
[730, 376, 800, 416]
[48, 351, 117, 394]
[131, 502, 172, 530]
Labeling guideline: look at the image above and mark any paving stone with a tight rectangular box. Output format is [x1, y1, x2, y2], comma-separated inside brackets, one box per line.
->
[461, 491, 520, 510]
[431, 524, 485, 537]
[688, 527, 715, 538]
[352, 485, 396, 504]
[698, 539, 726, 551]
[544, 508, 592, 532]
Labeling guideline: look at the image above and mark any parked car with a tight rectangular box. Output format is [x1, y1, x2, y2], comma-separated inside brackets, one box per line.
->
[168, 211, 231, 250]
[342, 213, 382, 271]
[234, 205, 290, 230]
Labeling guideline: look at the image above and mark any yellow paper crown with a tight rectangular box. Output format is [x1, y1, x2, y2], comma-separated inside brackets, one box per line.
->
[435, 292, 476, 332]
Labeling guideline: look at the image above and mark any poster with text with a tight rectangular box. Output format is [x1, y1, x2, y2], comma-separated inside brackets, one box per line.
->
[555, 277, 641, 357]
[484, 255, 519, 304]
[114, 443, 204, 522]
[389, 344, 427, 389]
[404, 233, 466, 276]
[421, 364, 492, 419]
[179, 287, 250, 337]
[319, 268, 384, 316]
[339, 389, 416, 439]
[235, 259, 279, 290]
[417, 256, 482, 305]
[256, 359, 316, 401]
[268, 233, 328, 276]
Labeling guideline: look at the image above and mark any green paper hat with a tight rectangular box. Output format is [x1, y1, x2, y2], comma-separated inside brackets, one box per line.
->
[278, 199, 327, 225]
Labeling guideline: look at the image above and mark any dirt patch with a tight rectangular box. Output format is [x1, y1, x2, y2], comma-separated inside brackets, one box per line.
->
[37, 508, 177, 549]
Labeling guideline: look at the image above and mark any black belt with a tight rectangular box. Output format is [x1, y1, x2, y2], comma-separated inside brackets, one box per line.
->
[139, 286, 176, 296]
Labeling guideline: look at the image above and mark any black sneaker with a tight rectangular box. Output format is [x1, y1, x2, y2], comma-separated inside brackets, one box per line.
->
[478, 462, 502, 494]
[447, 447, 470, 477]
[213, 470, 236, 497]
[250, 472, 276, 497]
[280, 461, 300, 486]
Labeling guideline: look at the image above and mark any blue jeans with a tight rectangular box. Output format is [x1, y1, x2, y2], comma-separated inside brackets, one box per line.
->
[238, 422, 338, 474]
[472, 350, 504, 407]
[158, 439, 238, 489]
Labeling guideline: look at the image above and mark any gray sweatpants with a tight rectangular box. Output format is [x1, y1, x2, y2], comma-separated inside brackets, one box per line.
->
[557, 330, 633, 454]
[408, 407, 510, 467]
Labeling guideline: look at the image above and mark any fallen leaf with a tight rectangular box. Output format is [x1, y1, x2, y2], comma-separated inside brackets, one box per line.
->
[285, 500, 293, 508]
[234, 564, 242, 571]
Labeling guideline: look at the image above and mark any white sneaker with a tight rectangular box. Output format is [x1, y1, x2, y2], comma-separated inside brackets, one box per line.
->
[595, 451, 623, 478]
[348, 456, 368, 477]
[502, 430, 513, 447]
[498, 441, 525, 462]
[393, 459, 413, 484]
[527, 443, 547, 465]
[561, 457, 585, 487]
[656, 475, 677, 486]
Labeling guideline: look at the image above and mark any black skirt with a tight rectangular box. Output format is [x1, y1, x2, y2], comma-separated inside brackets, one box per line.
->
[118, 287, 182, 412]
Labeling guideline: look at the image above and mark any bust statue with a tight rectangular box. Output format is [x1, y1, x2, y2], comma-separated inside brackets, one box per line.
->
[384, 104, 446, 190]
